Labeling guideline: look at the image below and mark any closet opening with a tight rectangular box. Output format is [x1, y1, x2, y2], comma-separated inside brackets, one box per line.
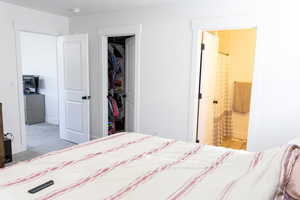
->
[196, 28, 257, 150]
[107, 36, 135, 135]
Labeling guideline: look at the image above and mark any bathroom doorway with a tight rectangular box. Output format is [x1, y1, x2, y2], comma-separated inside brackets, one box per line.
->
[196, 28, 257, 150]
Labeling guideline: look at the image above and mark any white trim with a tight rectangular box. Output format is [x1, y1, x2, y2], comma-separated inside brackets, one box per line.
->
[98, 24, 142, 137]
[14, 21, 61, 37]
[45, 116, 59, 125]
[188, 16, 258, 144]
[14, 30, 26, 154]
[191, 16, 257, 31]
[14, 23, 62, 153]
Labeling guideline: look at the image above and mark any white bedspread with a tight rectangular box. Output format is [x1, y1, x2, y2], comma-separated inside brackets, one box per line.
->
[0, 133, 298, 200]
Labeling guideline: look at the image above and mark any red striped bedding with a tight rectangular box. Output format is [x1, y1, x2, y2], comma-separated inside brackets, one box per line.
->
[0, 133, 298, 200]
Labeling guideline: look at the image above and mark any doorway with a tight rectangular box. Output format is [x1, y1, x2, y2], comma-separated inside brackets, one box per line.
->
[99, 25, 142, 138]
[196, 29, 257, 150]
[107, 36, 135, 135]
[16, 31, 74, 159]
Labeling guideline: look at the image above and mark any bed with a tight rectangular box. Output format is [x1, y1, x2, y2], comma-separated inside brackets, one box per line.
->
[0, 133, 299, 200]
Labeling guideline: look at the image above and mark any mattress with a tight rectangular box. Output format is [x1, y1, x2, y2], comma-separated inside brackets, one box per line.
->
[0, 133, 298, 200]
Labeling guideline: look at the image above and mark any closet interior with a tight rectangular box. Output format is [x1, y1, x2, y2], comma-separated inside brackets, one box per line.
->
[107, 36, 133, 135]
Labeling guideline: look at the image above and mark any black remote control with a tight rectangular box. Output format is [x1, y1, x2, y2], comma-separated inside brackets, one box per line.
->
[28, 180, 54, 194]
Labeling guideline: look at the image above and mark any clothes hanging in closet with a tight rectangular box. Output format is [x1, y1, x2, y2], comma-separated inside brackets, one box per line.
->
[107, 42, 126, 135]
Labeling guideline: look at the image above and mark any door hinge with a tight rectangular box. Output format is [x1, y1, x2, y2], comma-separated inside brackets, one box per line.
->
[198, 93, 202, 100]
[201, 43, 205, 51]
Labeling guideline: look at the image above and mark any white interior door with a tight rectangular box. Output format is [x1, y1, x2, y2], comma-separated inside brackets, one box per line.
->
[58, 34, 90, 144]
[197, 32, 219, 144]
[125, 37, 135, 132]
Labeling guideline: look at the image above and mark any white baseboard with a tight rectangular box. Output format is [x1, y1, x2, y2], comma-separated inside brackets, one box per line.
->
[46, 116, 59, 125]
[12, 142, 26, 155]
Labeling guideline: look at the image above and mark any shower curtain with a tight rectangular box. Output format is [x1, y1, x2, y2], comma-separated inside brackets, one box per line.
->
[213, 53, 232, 145]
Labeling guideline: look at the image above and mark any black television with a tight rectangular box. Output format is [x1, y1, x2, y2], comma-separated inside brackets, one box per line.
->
[23, 75, 39, 94]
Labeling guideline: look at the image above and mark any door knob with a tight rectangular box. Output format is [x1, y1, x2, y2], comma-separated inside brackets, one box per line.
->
[213, 100, 218, 104]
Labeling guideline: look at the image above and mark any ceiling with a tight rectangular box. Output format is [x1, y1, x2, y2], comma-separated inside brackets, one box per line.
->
[1, 0, 180, 16]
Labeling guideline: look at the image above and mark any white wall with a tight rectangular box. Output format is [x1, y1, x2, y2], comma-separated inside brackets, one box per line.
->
[20, 32, 59, 125]
[70, 0, 300, 151]
[0, 1, 69, 153]
[247, 0, 300, 151]
[69, 0, 256, 142]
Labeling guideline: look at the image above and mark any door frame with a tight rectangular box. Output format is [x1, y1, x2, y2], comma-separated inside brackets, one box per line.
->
[14, 25, 61, 153]
[187, 16, 259, 144]
[98, 24, 142, 137]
